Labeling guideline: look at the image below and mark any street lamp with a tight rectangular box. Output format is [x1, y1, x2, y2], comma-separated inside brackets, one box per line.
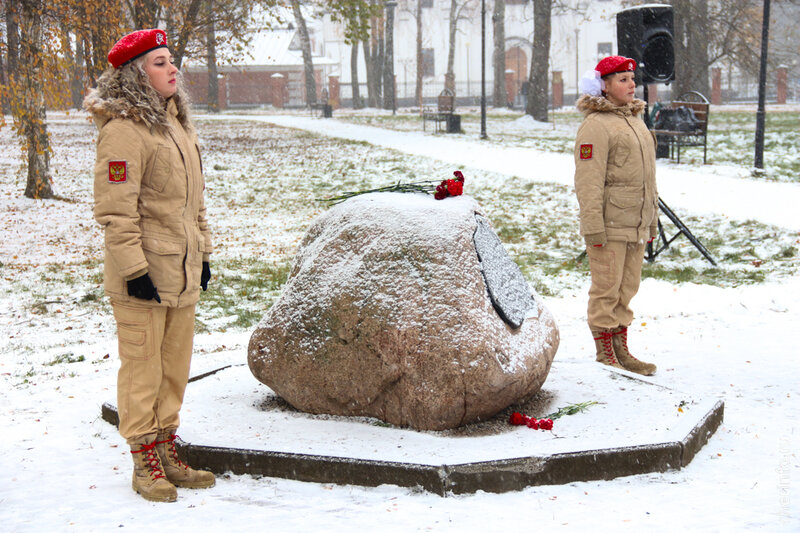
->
[754, 0, 771, 170]
[481, 0, 487, 139]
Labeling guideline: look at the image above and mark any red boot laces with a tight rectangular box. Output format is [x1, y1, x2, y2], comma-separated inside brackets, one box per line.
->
[155, 433, 189, 470]
[612, 327, 642, 361]
[130, 441, 167, 479]
[594, 330, 619, 365]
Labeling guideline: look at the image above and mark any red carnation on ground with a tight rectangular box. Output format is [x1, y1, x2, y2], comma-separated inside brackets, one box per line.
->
[509, 412, 526, 426]
[526, 417, 539, 429]
[453, 170, 464, 183]
[538, 418, 554, 430]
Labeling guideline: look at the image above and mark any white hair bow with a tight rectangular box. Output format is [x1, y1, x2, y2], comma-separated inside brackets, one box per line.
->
[578, 70, 605, 96]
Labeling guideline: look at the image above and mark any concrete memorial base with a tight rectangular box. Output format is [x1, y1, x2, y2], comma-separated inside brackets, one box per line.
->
[101, 361, 723, 496]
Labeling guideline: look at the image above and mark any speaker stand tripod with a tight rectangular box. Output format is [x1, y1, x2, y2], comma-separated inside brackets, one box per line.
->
[646, 197, 717, 265]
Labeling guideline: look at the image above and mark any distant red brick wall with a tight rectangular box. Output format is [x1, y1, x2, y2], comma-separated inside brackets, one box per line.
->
[184, 68, 320, 109]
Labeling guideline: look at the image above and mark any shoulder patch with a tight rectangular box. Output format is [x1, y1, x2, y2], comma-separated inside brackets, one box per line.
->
[580, 144, 593, 160]
[108, 161, 127, 183]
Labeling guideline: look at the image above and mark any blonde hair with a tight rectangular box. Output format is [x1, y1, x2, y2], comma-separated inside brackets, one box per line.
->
[85, 55, 193, 135]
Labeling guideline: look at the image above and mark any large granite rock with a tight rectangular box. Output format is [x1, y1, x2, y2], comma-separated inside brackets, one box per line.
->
[248, 193, 559, 430]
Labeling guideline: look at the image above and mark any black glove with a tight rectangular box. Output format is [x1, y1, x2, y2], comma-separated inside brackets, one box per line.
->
[127, 273, 161, 303]
[201, 261, 211, 291]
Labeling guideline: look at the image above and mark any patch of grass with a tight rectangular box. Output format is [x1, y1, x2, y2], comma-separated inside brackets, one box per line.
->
[44, 353, 85, 366]
[197, 257, 292, 331]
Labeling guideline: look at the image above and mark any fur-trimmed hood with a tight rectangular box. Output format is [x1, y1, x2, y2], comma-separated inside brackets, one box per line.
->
[83, 64, 192, 135]
[576, 94, 646, 117]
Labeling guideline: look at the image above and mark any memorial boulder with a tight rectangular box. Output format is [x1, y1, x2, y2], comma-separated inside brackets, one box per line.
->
[248, 193, 559, 430]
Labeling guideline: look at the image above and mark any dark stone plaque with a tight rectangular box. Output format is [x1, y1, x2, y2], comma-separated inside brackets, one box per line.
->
[473, 214, 538, 329]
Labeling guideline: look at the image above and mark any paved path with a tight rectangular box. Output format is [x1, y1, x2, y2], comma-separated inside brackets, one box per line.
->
[201, 114, 800, 231]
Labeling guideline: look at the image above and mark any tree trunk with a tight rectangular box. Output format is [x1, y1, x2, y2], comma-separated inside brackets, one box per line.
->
[2, 0, 20, 116]
[351, 42, 362, 109]
[131, 0, 161, 29]
[673, 0, 710, 99]
[415, 0, 423, 108]
[59, 24, 83, 110]
[206, 0, 219, 112]
[0, 46, 8, 116]
[172, 0, 203, 70]
[445, 0, 457, 93]
[6, 0, 20, 73]
[371, 11, 383, 103]
[493, 0, 506, 107]
[18, 0, 53, 199]
[362, 39, 375, 107]
[383, 4, 395, 110]
[72, 36, 86, 109]
[526, 0, 551, 122]
[291, 0, 317, 105]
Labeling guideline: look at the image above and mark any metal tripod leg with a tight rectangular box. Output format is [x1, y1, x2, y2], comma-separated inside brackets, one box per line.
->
[646, 197, 717, 266]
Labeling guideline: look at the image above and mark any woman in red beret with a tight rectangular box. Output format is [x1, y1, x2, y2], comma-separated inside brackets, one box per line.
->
[573, 55, 658, 376]
[84, 29, 215, 502]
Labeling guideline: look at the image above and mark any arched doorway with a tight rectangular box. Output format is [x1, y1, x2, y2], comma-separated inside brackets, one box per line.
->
[505, 47, 528, 106]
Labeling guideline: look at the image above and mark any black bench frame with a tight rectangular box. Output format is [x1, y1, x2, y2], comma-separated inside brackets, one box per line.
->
[651, 91, 710, 164]
[422, 89, 456, 133]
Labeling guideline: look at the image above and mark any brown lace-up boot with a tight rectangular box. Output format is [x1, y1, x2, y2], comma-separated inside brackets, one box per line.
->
[155, 430, 215, 489]
[591, 328, 624, 369]
[611, 326, 657, 376]
[129, 434, 177, 502]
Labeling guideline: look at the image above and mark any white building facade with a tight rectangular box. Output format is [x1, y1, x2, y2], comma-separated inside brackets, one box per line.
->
[315, 0, 625, 107]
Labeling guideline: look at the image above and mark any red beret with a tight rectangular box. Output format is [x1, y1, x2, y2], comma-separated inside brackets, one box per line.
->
[108, 29, 168, 69]
[595, 55, 637, 77]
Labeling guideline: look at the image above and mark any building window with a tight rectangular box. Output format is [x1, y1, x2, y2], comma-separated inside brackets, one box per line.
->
[422, 48, 435, 77]
[597, 42, 613, 59]
[421, 0, 433, 8]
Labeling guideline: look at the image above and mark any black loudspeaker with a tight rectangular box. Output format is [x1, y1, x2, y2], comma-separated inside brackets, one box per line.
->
[617, 5, 675, 84]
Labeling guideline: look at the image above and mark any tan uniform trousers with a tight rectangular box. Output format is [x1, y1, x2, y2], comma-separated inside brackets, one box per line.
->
[111, 300, 196, 444]
[586, 240, 645, 329]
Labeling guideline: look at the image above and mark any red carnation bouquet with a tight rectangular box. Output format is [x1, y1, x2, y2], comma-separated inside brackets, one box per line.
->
[434, 170, 464, 200]
[320, 170, 465, 205]
[508, 401, 598, 432]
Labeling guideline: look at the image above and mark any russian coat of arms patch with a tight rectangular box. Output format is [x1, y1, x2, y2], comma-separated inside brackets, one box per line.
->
[108, 161, 127, 183]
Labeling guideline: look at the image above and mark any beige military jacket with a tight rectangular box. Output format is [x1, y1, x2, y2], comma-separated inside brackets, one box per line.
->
[89, 98, 212, 307]
[573, 95, 658, 246]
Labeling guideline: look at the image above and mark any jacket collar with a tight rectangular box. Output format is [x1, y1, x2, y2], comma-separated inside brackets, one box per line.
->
[576, 94, 646, 117]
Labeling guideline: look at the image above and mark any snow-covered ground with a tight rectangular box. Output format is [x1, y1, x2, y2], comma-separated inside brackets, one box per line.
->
[1, 111, 798, 532]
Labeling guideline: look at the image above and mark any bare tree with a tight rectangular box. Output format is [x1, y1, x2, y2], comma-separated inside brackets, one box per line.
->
[415, 0, 422, 108]
[370, 5, 383, 105]
[205, 0, 218, 112]
[291, 0, 317, 105]
[492, 0, 506, 107]
[327, 0, 381, 109]
[672, 0, 710, 98]
[445, 0, 475, 94]
[526, 0, 551, 121]
[383, 1, 395, 110]
[351, 43, 362, 108]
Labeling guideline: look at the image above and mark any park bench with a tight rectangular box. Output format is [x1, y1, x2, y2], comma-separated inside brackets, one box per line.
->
[650, 91, 710, 164]
[422, 88, 461, 133]
[310, 89, 333, 118]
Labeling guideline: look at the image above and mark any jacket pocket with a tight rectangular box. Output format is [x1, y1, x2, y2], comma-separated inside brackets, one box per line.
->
[613, 144, 631, 166]
[113, 304, 154, 361]
[142, 145, 173, 193]
[605, 193, 642, 228]
[141, 236, 186, 295]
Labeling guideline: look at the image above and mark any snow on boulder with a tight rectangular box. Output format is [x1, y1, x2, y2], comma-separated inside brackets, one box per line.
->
[247, 192, 559, 430]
